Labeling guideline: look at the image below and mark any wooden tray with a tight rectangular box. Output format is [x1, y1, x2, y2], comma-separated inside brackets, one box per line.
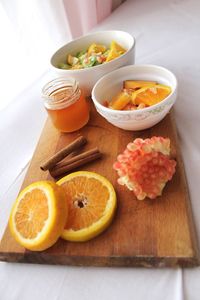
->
[0, 106, 199, 267]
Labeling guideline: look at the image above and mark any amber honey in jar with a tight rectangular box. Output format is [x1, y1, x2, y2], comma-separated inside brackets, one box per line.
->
[42, 78, 89, 132]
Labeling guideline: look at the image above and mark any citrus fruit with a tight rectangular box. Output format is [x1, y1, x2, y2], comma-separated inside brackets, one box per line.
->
[9, 181, 68, 251]
[113, 137, 176, 200]
[124, 80, 157, 90]
[88, 43, 106, 55]
[132, 84, 171, 106]
[57, 171, 117, 242]
[106, 41, 126, 62]
[106, 48, 121, 62]
[109, 90, 132, 110]
[110, 41, 126, 53]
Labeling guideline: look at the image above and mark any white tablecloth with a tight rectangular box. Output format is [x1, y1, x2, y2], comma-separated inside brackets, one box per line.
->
[1, 0, 200, 299]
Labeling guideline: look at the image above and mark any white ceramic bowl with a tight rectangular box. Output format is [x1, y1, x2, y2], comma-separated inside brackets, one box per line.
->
[50, 30, 135, 95]
[92, 64, 177, 131]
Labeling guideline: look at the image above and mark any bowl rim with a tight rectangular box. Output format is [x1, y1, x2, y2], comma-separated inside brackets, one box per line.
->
[50, 30, 135, 73]
[91, 64, 177, 114]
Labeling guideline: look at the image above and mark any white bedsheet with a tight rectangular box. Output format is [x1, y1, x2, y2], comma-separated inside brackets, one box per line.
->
[1, 0, 200, 299]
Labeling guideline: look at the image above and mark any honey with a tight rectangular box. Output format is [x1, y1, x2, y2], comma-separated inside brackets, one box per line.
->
[42, 78, 89, 132]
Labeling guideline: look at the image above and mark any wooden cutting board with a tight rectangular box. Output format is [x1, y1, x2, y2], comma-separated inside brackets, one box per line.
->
[0, 104, 199, 267]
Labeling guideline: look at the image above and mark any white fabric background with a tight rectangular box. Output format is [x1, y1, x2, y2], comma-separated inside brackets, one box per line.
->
[0, 0, 71, 110]
[1, 0, 200, 299]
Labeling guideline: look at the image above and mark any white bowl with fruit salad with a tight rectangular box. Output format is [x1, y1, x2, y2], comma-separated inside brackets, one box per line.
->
[50, 30, 135, 95]
[91, 64, 177, 131]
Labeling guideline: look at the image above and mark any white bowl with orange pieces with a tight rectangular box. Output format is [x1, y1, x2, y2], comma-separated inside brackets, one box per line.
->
[91, 64, 177, 131]
[50, 30, 135, 95]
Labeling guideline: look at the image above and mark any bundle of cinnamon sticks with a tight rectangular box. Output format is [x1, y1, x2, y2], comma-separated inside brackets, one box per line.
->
[40, 136, 102, 178]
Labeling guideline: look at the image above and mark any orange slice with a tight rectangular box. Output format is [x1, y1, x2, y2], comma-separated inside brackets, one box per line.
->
[132, 84, 172, 106]
[106, 48, 121, 62]
[109, 90, 132, 110]
[124, 80, 157, 90]
[106, 41, 126, 62]
[57, 171, 117, 242]
[9, 181, 68, 251]
[110, 41, 126, 53]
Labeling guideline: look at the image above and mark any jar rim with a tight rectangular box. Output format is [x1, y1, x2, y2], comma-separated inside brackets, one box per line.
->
[42, 77, 80, 110]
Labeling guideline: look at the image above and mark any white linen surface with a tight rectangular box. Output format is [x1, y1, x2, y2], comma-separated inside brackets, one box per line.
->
[0, 0, 200, 299]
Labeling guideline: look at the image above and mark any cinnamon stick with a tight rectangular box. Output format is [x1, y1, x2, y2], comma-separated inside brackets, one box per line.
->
[50, 149, 102, 178]
[54, 147, 99, 168]
[40, 136, 87, 171]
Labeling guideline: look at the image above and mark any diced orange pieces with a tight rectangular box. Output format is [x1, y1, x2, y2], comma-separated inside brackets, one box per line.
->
[110, 41, 126, 53]
[109, 90, 132, 110]
[106, 41, 126, 62]
[133, 84, 172, 106]
[104, 80, 172, 111]
[106, 48, 121, 62]
[124, 80, 157, 90]
[88, 43, 106, 55]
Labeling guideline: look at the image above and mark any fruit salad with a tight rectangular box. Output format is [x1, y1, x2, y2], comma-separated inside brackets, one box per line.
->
[58, 41, 126, 70]
[103, 80, 172, 110]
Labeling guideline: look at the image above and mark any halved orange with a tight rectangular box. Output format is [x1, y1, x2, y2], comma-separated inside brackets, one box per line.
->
[132, 84, 172, 106]
[9, 181, 68, 251]
[57, 171, 117, 242]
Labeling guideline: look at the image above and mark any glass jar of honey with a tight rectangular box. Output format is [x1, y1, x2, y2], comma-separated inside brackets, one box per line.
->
[42, 78, 89, 132]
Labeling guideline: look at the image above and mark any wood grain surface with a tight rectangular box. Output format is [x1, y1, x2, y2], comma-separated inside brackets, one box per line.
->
[0, 104, 199, 267]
